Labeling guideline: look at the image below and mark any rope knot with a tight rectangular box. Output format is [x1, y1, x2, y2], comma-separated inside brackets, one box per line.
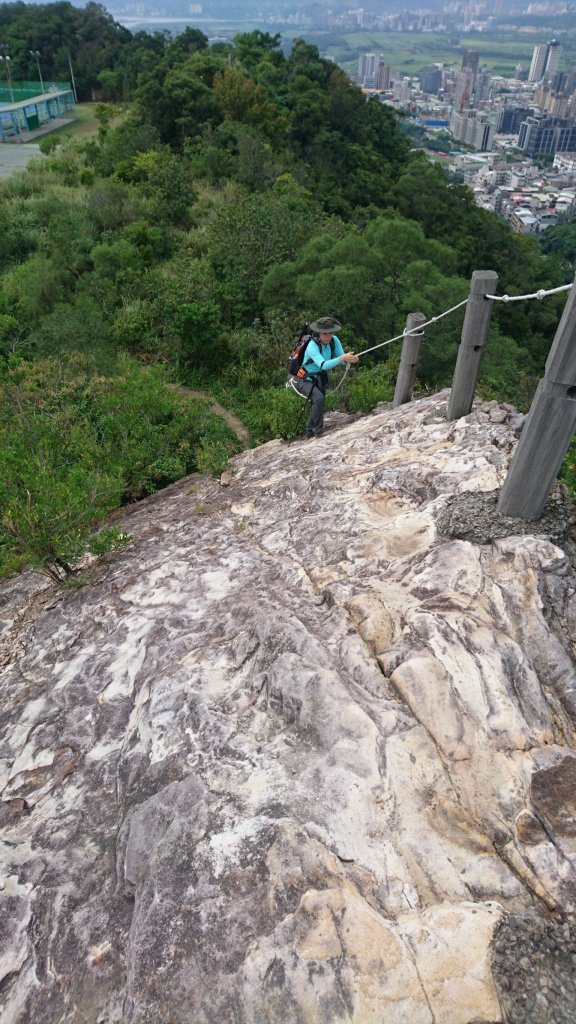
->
[536, 289, 546, 301]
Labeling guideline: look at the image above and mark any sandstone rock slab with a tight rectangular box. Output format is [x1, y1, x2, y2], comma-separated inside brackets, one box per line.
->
[1, 392, 575, 1023]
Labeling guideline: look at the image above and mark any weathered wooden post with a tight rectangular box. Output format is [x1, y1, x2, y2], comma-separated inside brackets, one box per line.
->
[498, 278, 576, 520]
[393, 312, 427, 408]
[446, 270, 498, 421]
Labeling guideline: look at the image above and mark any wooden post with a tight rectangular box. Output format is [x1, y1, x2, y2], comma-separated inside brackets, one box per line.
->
[498, 279, 576, 520]
[446, 270, 498, 421]
[393, 312, 427, 408]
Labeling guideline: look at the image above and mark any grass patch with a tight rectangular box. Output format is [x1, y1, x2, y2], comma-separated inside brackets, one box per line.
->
[43, 103, 127, 143]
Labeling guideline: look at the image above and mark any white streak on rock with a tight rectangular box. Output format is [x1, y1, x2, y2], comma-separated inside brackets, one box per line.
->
[0, 392, 575, 1022]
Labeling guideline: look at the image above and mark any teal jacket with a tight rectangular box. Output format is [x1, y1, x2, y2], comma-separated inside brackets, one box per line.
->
[302, 335, 345, 378]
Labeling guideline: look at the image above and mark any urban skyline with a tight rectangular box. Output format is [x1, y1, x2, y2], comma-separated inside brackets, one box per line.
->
[106, 0, 576, 39]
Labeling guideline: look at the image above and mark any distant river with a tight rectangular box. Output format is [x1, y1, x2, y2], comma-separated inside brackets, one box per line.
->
[116, 15, 274, 31]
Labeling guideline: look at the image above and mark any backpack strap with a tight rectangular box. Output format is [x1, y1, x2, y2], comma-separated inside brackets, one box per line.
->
[316, 337, 336, 369]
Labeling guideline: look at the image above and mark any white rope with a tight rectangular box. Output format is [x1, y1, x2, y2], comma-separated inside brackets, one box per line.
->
[331, 362, 350, 392]
[287, 298, 468, 387]
[355, 299, 469, 358]
[286, 376, 306, 398]
[286, 363, 350, 397]
[286, 276, 575, 395]
[486, 281, 574, 303]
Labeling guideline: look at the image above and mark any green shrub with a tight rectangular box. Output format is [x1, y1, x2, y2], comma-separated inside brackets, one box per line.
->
[343, 360, 397, 413]
[194, 439, 233, 475]
[175, 300, 230, 374]
[0, 353, 241, 580]
[0, 314, 19, 355]
[39, 136, 59, 156]
[28, 295, 113, 359]
[1, 460, 124, 583]
[88, 526, 132, 556]
[241, 384, 302, 442]
[193, 411, 242, 474]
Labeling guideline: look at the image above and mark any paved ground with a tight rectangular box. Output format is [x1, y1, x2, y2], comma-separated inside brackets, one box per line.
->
[0, 142, 41, 178]
[0, 115, 79, 178]
[1, 116, 76, 144]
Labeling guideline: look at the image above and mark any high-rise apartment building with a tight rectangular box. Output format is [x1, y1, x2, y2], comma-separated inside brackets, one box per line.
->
[518, 115, 556, 154]
[376, 62, 391, 91]
[518, 113, 576, 156]
[419, 66, 442, 95]
[550, 72, 567, 93]
[392, 78, 412, 107]
[461, 49, 479, 73]
[357, 53, 379, 85]
[529, 44, 548, 83]
[455, 69, 474, 111]
[442, 69, 457, 95]
[495, 107, 532, 134]
[528, 40, 562, 83]
[534, 82, 569, 118]
[449, 108, 494, 150]
[475, 69, 492, 103]
[544, 41, 562, 81]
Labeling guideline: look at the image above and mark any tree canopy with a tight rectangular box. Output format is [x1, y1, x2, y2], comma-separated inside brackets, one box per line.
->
[0, 20, 572, 579]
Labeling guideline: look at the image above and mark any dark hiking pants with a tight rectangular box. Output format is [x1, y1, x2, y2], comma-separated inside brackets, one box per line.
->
[292, 376, 326, 436]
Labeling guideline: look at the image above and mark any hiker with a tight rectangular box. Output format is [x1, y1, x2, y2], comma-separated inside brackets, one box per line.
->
[290, 317, 359, 438]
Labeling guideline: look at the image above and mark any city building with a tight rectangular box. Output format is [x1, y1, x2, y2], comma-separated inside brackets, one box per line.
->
[349, 28, 576, 232]
[376, 62, 390, 91]
[529, 44, 549, 83]
[475, 69, 492, 105]
[461, 49, 479, 74]
[510, 208, 539, 232]
[392, 77, 412, 108]
[450, 108, 494, 151]
[495, 106, 533, 134]
[518, 115, 557, 156]
[528, 40, 562, 84]
[419, 66, 442, 95]
[454, 69, 474, 111]
[554, 153, 576, 175]
[357, 52, 379, 86]
[534, 83, 569, 118]
[518, 114, 576, 158]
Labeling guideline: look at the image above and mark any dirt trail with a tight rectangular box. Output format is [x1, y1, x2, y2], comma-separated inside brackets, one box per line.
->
[166, 384, 249, 443]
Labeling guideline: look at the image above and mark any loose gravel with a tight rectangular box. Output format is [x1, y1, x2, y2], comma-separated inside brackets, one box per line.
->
[436, 488, 573, 546]
[491, 912, 576, 1024]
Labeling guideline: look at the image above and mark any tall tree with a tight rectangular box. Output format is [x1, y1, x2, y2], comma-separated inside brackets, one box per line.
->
[0, 1, 134, 99]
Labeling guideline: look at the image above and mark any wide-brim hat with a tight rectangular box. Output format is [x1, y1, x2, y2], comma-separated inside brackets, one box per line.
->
[310, 316, 341, 333]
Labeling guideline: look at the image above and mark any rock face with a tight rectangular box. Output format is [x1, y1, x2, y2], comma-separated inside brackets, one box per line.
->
[1, 390, 576, 1024]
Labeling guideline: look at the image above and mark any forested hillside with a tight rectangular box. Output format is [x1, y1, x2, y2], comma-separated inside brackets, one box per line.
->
[0, 14, 573, 581]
